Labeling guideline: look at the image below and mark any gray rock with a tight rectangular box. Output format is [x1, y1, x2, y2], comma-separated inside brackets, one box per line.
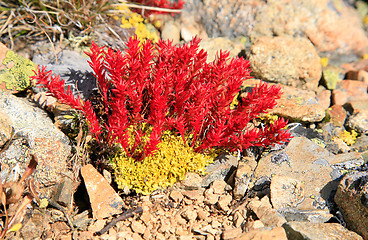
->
[201, 153, 238, 188]
[277, 208, 333, 223]
[233, 156, 257, 199]
[254, 136, 364, 211]
[283, 222, 363, 240]
[335, 171, 368, 240]
[0, 90, 71, 187]
[270, 175, 305, 209]
[249, 36, 321, 91]
[0, 108, 12, 147]
[347, 112, 368, 134]
[33, 49, 96, 100]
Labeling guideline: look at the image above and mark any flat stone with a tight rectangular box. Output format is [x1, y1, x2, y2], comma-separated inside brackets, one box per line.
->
[234, 227, 288, 240]
[249, 36, 321, 91]
[222, 228, 242, 240]
[179, 172, 203, 190]
[161, 20, 180, 45]
[199, 37, 244, 63]
[81, 164, 124, 219]
[283, 222, 363, 240]
[277, 208, 333, 223]
[326, 105, 347, 127]
[270, 175, 305, 210]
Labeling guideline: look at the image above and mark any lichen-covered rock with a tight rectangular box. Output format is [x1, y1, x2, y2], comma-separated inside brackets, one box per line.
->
[249, 36, 321, 91]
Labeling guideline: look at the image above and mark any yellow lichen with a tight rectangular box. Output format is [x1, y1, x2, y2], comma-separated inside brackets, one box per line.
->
[259, 113, 279, 125]
[336, 130, 358, 146]
[112, 130, 215, 195]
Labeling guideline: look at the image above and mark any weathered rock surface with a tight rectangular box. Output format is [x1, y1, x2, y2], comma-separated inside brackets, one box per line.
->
[0, 90, 71, 187]
[283, 222, 363, 240]
[335, 171, 368, 240]
[249, 36, 321, 91]
[255, 136, 364, 210]
[199, 37, 244, 62]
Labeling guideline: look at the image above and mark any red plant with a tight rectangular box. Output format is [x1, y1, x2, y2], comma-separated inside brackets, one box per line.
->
[128, 0, 184, 16]
[32, 36, 292, 161]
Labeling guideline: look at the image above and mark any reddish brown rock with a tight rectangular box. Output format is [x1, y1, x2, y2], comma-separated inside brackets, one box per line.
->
[327, 105, 347, 127]
[332, 80, 368, 106]
[81, 164, 124, 219]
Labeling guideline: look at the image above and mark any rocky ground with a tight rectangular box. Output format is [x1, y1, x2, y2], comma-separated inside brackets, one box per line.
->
[1, 0, 368, 239]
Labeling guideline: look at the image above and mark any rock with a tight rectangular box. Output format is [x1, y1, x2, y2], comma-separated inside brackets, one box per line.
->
[270, 175, 304, 209]
[199, 37, 244, 63]
[0, 90, 71, 187]
[234, 227, 288, 240]
[0, 42, 36, 92]
[233, 157, 256, 199]
[51, 172, 74, 207]
[131, 220, 146, 235]
[243, 79, 326, 122]
[180, 13, 208, 42]
[315, 86, 331, 110]
[254, 136, 365, 210]
[277, 208, 333, 223]
[81, 164, 124, 219]
[210, 180, 227, 195]
[182, 189, 204, 202]
[204, 188, 220, 205]
[32, 49, 96, 100]
[233, 211, 245, 228]
[332, 80, 368, 106]
[248, 196, 286, 227]
[73, 210, 92, 230]
[179, 172, 203, 190]
[249, 36, 321, 91]
[283, 222, 363, 240]
[181, 207, 197, 222]
[347, 112, 368, 134]
[169, 190, 184, 203]
[0, 108, 12, 147]
[161, 20, 181, 45]
[335, 171, 368, 240]
[201, 153, 238, 188]
[222, 228, 242, 240]
[326, 105, 347, 128]
[217, 194, 232, 212]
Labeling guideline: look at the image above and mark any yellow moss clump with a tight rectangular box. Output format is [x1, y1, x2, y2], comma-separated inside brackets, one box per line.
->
[112, 132, 214, 195]
[337, 130, 358, 146]
[116, 4, 159, 43]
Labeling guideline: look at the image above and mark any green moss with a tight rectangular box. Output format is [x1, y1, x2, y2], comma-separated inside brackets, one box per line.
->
[112, 131, 215, 195]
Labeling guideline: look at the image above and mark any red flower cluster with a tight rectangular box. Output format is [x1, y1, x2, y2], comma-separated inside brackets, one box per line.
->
[129, 0, 184, 16]
[33, 36, 292, 161]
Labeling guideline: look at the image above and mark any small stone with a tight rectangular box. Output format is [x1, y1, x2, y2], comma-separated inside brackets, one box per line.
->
[248, 196, 286, 227]
[180, 172, 203, 190]
[81, 164, 124, 219]
[132, 232, 144, 240]
[87, 219, 106, 233]
[233, 211, 244, 228]
[181, 207, 197, 222]
[155, 232, 166, 240]
[182, 189, 204, 201]
[161, 20, 180, 45]
[234, 227, 288, 240]
[204, 188, 220, 205]
[233, 158, 256, 199]
[222, 228, 242, 240]
[210, 180, 227, 195]
[170, 190, 184, 202]
[217, 194, 232, 212]
[197, 209, 210, 221]
[131, 220, 146, 235]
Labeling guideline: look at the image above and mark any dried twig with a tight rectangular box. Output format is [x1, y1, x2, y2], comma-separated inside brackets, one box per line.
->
[94, 207, 143, 236]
